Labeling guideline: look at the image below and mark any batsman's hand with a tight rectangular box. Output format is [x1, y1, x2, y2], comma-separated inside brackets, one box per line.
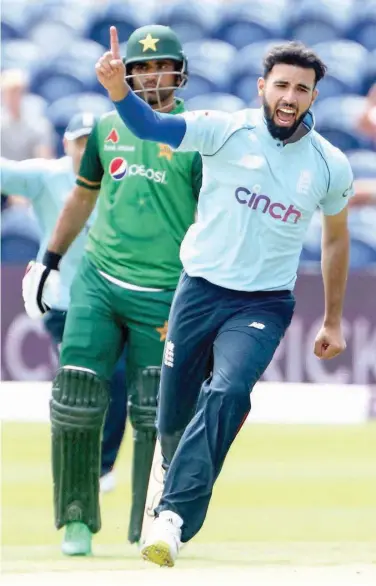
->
[314, 323, 346, 360]
[22, 260, 61, 319]
[95, 26, 127, 101]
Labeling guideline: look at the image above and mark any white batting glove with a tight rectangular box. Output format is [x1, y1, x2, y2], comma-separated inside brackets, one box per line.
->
[22, 254, 61, 319]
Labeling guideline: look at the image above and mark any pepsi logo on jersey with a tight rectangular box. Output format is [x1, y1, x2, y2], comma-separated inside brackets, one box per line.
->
[108, 158, 167, 184]
[109, 157, 128, 180]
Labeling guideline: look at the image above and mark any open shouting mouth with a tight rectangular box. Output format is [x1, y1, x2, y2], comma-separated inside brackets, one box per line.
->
[275, 106, 296, 126]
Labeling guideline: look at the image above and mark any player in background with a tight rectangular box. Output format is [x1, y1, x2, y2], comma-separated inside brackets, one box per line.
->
[1, 113, 127, 492]
[22, 25, 202, 555]
[93, 30, 353, 567]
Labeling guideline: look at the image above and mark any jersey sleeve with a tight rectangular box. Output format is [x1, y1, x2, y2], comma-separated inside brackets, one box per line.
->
[319, 151, 354, 216]
[176, 110, 234, 155]
[76, 124, 104, 191]
[191, 152, 203, 200]
[0, 157, 46, 199]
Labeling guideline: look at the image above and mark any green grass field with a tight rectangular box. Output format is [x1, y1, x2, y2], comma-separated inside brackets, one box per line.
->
[2, 422, 376, 575]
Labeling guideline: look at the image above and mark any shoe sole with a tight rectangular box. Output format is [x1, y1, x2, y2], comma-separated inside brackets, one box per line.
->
[141, 540, 174, 567]
[62, 548, 92, 556]
[61, 545, 92, 557]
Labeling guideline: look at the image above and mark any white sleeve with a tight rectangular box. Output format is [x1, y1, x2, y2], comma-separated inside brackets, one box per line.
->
[319, 151, 354, 216]
[176, 110, 234, 156]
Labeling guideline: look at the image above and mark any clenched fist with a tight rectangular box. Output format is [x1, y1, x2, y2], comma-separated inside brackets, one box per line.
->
[314, 323, 346, 360]
[95, 26, 128, 102]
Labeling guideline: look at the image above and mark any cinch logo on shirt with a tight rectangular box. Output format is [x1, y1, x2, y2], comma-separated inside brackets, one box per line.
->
[235, 187, 302, 224]
[108, 157, 167, 184]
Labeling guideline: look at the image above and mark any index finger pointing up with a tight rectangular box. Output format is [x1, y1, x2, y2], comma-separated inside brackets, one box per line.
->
[110, 26, 121, 59]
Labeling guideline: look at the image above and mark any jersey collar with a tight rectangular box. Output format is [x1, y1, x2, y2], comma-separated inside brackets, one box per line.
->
[258, 106, 315, 147]
[171, 98, 185, 115]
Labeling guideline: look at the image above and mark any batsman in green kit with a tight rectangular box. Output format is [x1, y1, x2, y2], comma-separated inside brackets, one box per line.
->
[27, 25, 202, 555]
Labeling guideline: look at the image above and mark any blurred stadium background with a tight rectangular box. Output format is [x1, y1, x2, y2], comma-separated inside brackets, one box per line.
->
[1, 0, 376, 582]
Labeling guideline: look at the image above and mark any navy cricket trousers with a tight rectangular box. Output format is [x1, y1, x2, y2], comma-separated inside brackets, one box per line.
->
[156, 272, 295, 542]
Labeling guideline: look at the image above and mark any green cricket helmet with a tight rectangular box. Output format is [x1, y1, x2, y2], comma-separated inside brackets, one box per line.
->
[124, 25, 188, 109]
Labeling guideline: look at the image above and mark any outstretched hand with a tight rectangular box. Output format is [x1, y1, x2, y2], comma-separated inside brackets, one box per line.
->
[95, 26, 128, 101]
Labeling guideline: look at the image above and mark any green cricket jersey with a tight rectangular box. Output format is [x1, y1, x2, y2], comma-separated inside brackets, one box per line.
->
[77, 98, 202, 288]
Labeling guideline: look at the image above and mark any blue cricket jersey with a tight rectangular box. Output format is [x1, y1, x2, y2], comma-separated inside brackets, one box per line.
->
[174, 107, 354, 291]
[114, 95, 354, 292]
[1, 156, 95, 309]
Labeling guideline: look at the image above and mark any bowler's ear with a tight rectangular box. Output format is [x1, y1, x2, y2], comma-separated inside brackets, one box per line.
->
[258, 77, 265, 97]
[311, 87, 318, 106]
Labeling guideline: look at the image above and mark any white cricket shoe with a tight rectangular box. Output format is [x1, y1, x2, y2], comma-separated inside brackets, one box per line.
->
[99, 471, 116, 494]
[141, 510, 183, 567]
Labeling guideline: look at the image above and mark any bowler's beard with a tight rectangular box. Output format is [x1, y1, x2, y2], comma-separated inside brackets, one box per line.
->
[263, 97, 309, 141]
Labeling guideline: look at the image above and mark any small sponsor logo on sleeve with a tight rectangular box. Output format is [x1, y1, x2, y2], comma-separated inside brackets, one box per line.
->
[342, 182, 353, 198]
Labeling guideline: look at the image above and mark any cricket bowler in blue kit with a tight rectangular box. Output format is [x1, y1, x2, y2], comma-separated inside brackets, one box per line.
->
[96, 30, 354, 566]
[1, 113, 127, 487]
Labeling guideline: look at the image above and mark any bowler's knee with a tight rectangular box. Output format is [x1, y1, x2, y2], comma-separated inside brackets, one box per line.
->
[211, 371, 252, 403]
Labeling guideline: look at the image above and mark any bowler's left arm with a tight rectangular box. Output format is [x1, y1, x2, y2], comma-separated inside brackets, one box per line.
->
[314, 154, 354, 359]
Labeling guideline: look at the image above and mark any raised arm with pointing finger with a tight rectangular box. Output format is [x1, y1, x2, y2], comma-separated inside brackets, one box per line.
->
[96, 26, 187, 147]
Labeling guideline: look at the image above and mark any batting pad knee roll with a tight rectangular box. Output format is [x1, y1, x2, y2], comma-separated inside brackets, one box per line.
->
[50, 367, 109, 533]
[128, 366, 160, 430]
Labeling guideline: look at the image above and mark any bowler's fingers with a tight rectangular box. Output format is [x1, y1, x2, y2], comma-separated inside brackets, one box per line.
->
[96, 52, 114, 77]
[110, 26, 121, 60]
[317, 342, 342, 360]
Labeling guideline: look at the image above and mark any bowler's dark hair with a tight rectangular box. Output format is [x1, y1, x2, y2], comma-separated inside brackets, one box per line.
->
[263, 42, 327, 86]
